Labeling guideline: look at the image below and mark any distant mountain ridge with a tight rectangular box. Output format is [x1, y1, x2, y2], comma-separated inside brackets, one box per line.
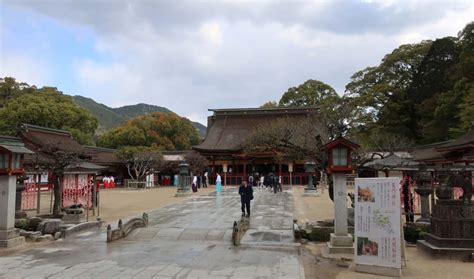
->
[72, 95, 207, 137]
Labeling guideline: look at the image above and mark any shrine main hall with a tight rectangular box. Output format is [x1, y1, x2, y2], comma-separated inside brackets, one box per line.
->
[193, 107, 321, 185]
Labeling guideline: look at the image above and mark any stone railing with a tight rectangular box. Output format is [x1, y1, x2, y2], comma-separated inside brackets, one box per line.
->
[232, 217, 249, 246]
[61, 221, 102, 239]
[106, 212, 149, 243]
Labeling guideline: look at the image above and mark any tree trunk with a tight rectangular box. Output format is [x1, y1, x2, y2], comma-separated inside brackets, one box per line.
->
[53, 176, 62, 216]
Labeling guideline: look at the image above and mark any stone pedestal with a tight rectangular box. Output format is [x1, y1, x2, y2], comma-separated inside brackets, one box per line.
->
[355, 263, 401, 277]
[303, 188, 320, 197]
[415, 188, 431, 224]
[0, 176, 25, 248]
[175, 189, 192, 197]
[15, 183, 27, 219]
[326, 173, 354, 254]
[417, 200, 474, 260]
[175, 163, 191, 197]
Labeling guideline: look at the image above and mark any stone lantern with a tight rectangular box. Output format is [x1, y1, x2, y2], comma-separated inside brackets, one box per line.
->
[414, 170, 432, 224]
[321, 137, 360, 255]
[304, 161, 319, 196]
[0, 136, 34, 248]
[175, 162, 191, 197]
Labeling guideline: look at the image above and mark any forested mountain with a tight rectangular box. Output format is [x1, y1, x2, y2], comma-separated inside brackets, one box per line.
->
[72, 96, 125, 133]
[112, 103, 171, 118]
[72, 96, 207, 137]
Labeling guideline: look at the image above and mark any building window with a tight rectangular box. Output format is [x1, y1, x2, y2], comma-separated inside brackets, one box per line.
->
[0, 153, 8, 169]
[332, 147, 348, 166]
[13, 154, 21, 169]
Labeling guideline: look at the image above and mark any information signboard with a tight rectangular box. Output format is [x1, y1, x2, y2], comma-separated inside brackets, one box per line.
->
[354, 177, 401, 269]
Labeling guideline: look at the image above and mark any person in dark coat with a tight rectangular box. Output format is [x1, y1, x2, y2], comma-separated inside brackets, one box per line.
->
[264, 174, 271, 189]
[272, 173, 278, 194]
[239, 181, 253, 218]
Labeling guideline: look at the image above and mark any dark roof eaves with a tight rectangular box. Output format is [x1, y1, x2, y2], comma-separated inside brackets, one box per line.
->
[208, 107, 319, 115]
[83, 146, 117, 152]
[20, 124, 72, 137]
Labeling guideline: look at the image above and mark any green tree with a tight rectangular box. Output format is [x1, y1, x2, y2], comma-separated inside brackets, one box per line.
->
[0, 86, 98, 145]
[29, 144, 83, 216]
[278, 79, 357, 138]
[456, 86, 474, 132]
[242, 116, 327, 167]
[279, 79, 338, 107]
[0, 77, 36, 107]
[97, 112, 200, 150]
[260, 101, 278, 108]
[409, 37, 462, 143]
[184, 151, 209, 175]
[458, 22, 474, 80]
[345, 41, 432, 145]
[115, 146, 162, 181]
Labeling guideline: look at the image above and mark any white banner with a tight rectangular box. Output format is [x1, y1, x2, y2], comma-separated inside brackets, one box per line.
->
[354, 177, 401, 269]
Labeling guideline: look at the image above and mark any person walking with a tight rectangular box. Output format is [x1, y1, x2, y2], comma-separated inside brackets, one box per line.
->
[278, 175, 283, 192]
[192, 175, 198, 193]
[239, 181, 253, 218]
[259, 175, 264, 188]
[203, 171, 208, 188]
[248, 174, 254, 187]
[272, 173, 278, 194]
[216, 173, 222, 193]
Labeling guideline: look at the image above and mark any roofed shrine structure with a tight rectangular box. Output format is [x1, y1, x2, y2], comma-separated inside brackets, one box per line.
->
[412, 124, 474, 170]
[193, 107, 324, 185]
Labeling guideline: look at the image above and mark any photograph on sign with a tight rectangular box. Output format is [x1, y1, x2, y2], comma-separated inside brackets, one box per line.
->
[357, 186, 376, 202]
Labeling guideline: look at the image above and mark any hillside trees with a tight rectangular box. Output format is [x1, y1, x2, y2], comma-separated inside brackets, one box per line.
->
[97, 112, 200, 150]
[0, 78, 98, 145]
[346, 21, 474, 146]
[98, 112, 200, 181]
[345, 41, 432, 145]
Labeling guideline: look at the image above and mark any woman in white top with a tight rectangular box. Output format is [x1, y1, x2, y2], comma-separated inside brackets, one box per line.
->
[216, 173, 222, 193]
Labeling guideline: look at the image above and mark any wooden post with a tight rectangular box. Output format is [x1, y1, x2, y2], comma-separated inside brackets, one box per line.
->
[243, 163, 247, 183]
[86, 179, 90, 222]
[49, 183, 53, 213]
[36, 173, 41, 214]
[92, 175, 96, 216]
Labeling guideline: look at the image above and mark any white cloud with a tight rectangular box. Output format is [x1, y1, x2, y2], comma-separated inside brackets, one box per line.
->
[199, 22, 223, 47]
[4, 0, 474, 124]
[0, 51, 51, 86]
[74, 59, 142, 104]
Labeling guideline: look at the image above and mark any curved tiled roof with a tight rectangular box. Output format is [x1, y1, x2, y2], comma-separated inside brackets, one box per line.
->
[193, 108, 318, 152]
[18, 124, 84, 153]
[435, 125, 474, 151]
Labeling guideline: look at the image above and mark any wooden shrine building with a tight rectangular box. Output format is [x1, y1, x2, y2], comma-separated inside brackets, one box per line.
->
[193, 107, 323, 185]
[412, 123, 474, 170]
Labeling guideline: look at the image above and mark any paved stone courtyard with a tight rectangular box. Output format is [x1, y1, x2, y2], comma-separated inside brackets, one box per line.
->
[0, 187, 304, 278]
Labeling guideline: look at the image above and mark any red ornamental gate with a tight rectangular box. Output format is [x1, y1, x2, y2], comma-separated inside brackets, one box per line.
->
[62, 174, 93, 208]
[21, 182, 38, 210]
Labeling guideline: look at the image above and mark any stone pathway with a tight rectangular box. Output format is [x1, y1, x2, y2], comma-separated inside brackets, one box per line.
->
[0, 187, 304, 278]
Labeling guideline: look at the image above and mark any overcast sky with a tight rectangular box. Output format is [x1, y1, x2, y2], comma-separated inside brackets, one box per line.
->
[1, 0, 473, 124]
